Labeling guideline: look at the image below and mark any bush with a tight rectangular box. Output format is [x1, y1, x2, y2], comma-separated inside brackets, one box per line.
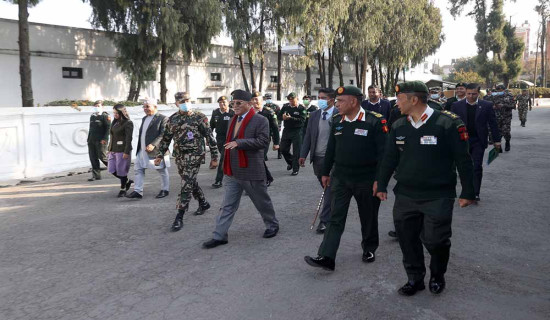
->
[44, 99, 143, 107]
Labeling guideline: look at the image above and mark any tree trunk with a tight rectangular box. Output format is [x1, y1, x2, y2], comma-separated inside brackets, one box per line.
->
[371, 63, 377, 86]
[378, 61, 385, 94]
[238, 54, 250, 92]
[18, 0, 34, 107]
[127, 75, 137, 101]
[355, 56, 361, 86]
[534, 29, 540, 100]
[305, 44, 311, 95]
[321, 52, 326, 88]
[336, 60, 344, 86]
[277, 42, 282, 100]
[402, 67, 406, 82]
[541, 18, 546, 87]
[328, 48, 334, 89]
[360, 48, 368, 93]
[135, 81, 141, 102]
[258, 13, 265, 92]
[160, 43, 167, 103]
[247, 46, 256, 91]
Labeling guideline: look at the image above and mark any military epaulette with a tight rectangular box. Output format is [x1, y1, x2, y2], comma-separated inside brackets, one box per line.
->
[264, 106, 273, 112]
[332, 113, 340, 119]
[366, 110, 383, 118]
[440, 110, 460, 120]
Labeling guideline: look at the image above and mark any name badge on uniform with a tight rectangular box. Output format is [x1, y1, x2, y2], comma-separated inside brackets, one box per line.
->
[396, 136, 405, 145]
[293, 112, 299, 115]
[223, 116, 231, 121]
[117, 141, 123, 145]
[187, 132, 194, 140]
[354, 128, 368, 136]
[420, 136, 437, 145]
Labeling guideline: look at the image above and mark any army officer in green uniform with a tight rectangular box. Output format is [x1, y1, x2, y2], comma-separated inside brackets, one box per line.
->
[304, 86, 388, 271]
[376, 81, 475, 296]
[87, 100, 111, 181]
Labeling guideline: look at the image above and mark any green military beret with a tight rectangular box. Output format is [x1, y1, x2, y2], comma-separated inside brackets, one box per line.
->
[217, 96, 227, 103]
[287, 92, 297, 99]
[395, 81, 429, 94]
[456, 82, 468, 88]
[495, 84, 506, 90]
[335, 85, 363, 97]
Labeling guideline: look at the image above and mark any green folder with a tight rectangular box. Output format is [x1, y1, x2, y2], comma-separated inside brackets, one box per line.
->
[487, 147, 499, 165]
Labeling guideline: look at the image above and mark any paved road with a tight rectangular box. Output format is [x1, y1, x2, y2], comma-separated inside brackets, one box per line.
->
[1, 107, 549, 320]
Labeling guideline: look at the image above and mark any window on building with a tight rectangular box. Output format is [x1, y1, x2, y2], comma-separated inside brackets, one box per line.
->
[270, 75, 278, 83]
[349, 79, 354, 85]
[210, 73, 222, 81]
[316, 78, 321, 84]
[62, 67, 83, 79]
[197, 97, 212, 104]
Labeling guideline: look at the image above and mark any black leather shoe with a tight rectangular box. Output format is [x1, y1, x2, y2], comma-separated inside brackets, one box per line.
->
[277, 154, 282, 159]
[304, 256, 335, 271]
[388, 230, 398, 238]
[287, 164, 292, 171]
[316, 222, 327, 234]
[171, 211, 185, 232]
[291, 171, 299, 176]
[117, 190, 126, 198]
[398, 280, 425, 296]
[126, 191, 143, 199]
[505, 140, 510, 151]
[194, 201, 211, 215]
[212, 181, 223, 188]
[475, 195, 481, 202]
[429, 276, 446, 294]
[125, 179, 134, 191]
[202, 239, 228, 249]
[155, 190, 169, 198]
[88, 177, 101, 181]
[362, 251, 375, 263]
[263, 227, 279, 238]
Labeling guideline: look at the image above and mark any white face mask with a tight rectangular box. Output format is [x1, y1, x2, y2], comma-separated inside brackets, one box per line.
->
[430, 94, 439, 100]
[92, 106, 102, 114]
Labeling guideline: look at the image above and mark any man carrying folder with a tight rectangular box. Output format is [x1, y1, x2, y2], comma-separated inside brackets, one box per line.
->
[451, 83, 501, 201]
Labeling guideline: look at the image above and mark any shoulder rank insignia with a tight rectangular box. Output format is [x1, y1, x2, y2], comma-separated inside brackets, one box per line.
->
[441, 110, 459, 119]
[371, 111, 383, 118]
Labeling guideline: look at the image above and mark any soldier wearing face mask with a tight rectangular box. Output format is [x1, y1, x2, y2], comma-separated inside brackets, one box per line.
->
[155, 92, 219, 232]
[87, 100, 111, 181]
[427, 88, 444, 111]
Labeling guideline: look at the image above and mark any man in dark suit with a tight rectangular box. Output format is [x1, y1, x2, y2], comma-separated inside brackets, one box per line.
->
[203, 89, 280, 249]
[451, 83, 502, 201]
[361, 85, 391, 120]
[299, 88, 337, 234]
[127, 98, 170, 199]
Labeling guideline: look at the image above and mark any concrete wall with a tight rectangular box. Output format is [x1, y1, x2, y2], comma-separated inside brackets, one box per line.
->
[0, 18, 360, 108]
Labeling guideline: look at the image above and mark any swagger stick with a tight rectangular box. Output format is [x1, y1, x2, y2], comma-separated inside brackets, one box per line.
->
[310, 186, 327, 230]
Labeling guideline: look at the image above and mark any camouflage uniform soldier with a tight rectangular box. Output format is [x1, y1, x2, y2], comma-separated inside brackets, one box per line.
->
[155, 92, 219, 232]
[485, 84, 515, 151]
[515, 89, 532, 127]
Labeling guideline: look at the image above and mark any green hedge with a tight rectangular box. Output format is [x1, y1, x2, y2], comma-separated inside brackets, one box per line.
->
[44, 99, 143, 107]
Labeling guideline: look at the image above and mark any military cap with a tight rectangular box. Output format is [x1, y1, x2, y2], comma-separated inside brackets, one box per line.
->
[456, 82, 468, 88]
[174, 92, 190, 101]
[231, 89, 252, 102]
[394, 81, 429, 94]
[217, 96, 228, 103]
[335, 85, 363, 97]
[429, 87, 441, 92]
[287, 92, 297, 99]
[495, 84, 506, 90]
[264, 92, 273, 99]
[252, 90, 262, 98]
[302, 95, 310, 100]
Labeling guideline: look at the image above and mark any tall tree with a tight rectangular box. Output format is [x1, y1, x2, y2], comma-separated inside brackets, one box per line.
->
[6, 0, 40, 107]
[502, 22, 525, 87]
[536, 1, 549, 87]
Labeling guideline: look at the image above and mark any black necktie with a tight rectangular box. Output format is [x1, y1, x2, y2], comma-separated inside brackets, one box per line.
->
[322, 111, 328, 120]
[238, 116, 243, 122]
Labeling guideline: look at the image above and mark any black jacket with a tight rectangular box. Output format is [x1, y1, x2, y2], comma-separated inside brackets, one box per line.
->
[108, 119, 134, 154]
[136, 113, 168, 156]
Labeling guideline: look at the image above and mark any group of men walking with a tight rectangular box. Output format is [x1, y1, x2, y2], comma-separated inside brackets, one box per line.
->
[86, 79, 528, 297]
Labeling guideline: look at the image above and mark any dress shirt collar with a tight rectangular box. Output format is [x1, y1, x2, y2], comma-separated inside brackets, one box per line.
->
[343, 108, 366, 122]
[368, 98, 381, 105]
[407, 106, 434, 129]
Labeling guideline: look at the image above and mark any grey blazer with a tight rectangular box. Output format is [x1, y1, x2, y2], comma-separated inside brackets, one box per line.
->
[228, 113, 270, 181]
[300, 108, 335, 163]
[136, 113, 169, 157]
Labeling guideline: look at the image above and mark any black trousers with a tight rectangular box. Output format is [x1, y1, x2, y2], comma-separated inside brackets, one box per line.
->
[88, 140, 107, 179]
[393, 194, 454, 282]
[280, 128, 302, 172]
[469, 138, 485, 196]
[318, 177, 380, 259]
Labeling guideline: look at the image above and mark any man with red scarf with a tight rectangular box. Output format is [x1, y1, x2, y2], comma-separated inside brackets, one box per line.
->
[203, 90, 280, 249]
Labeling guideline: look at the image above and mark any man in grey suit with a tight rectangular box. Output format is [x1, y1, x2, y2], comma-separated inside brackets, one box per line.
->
[127, 98, 170, 199]
[299, 88, 337, 234]
[203, 89, 280, 249]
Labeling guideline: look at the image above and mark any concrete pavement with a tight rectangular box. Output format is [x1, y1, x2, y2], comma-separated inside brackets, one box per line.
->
[1, 107, 549, 320]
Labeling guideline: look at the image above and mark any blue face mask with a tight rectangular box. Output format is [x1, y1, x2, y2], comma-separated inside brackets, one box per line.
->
[266, 99, 272, 104]
[318, 99, 329, 110]
[179, 103, 189, 112]
[492, 91, 504, 96]
[430, 94, 440, 99]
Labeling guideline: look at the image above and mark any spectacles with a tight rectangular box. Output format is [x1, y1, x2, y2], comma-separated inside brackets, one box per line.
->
[233, 101, 248, 106]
